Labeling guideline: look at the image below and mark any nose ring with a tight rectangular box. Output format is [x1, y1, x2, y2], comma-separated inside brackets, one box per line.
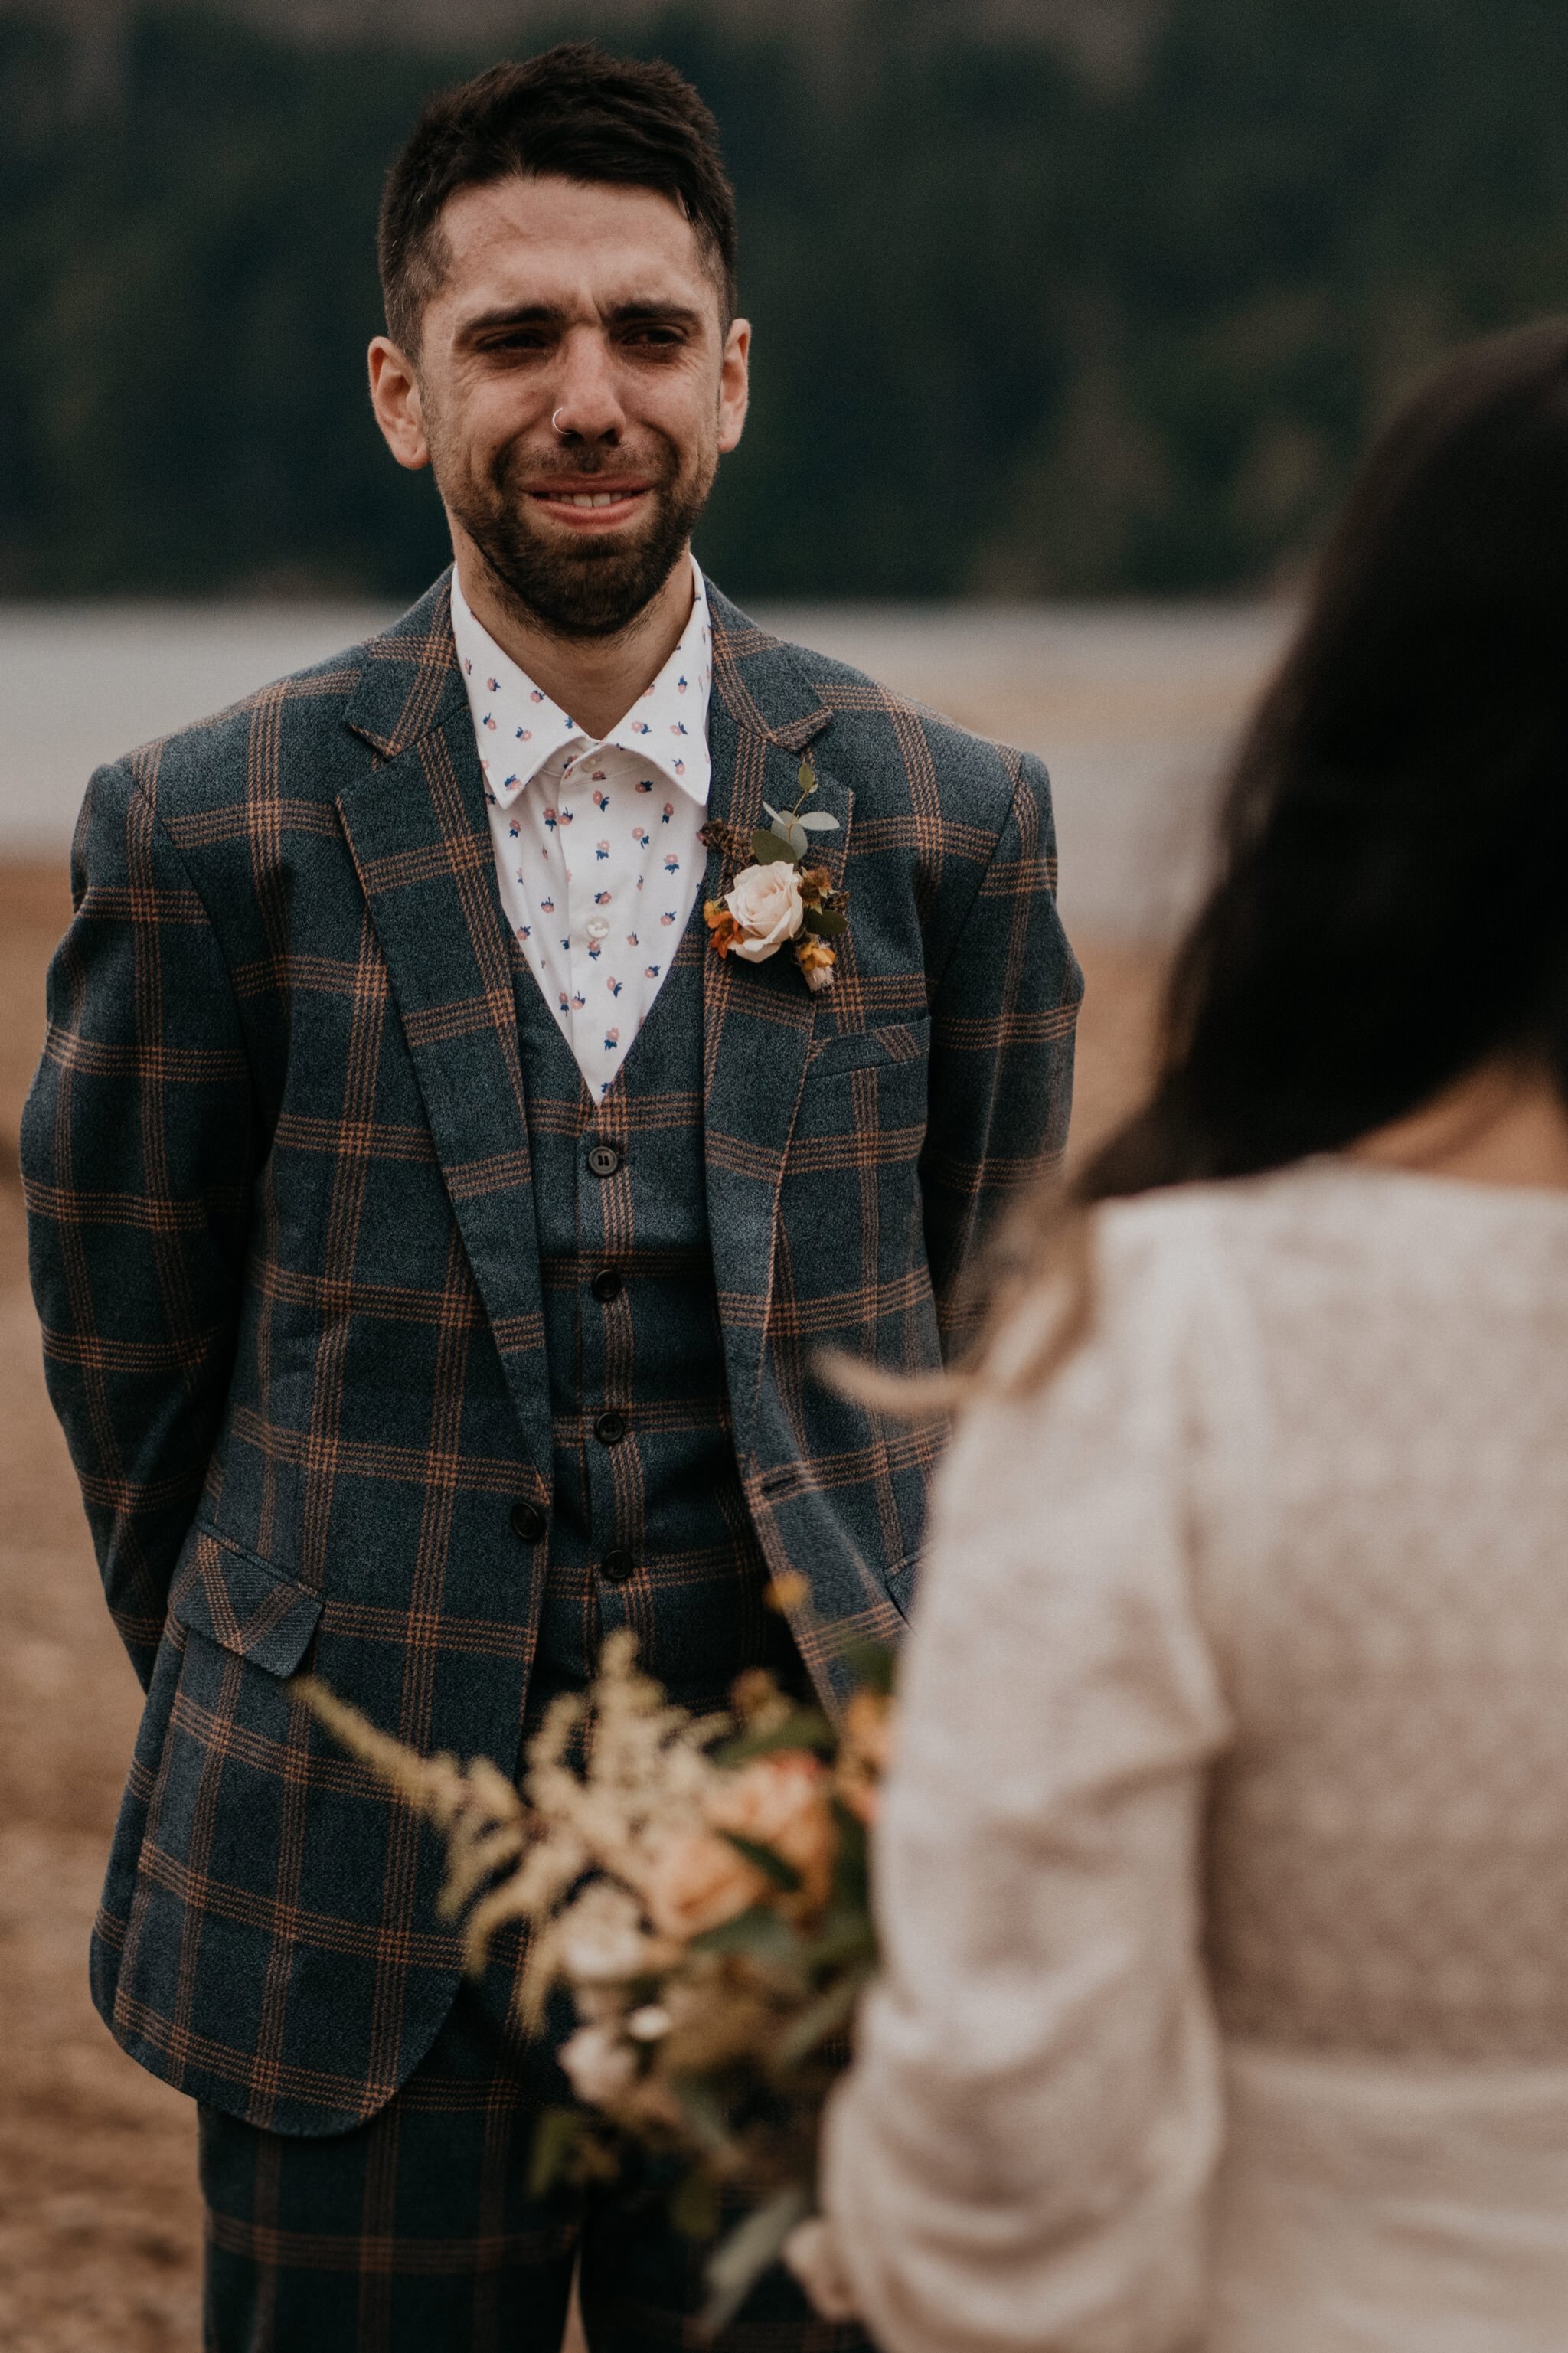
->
[551, 407, 569, 436]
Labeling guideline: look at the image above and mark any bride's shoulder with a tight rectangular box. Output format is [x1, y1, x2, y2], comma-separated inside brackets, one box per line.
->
[1086, 1173, 1260, 1309]
[1090, 1158, 1371, 1289]
[1083, 1154, 1542, 1383]
[976, 1163, 1393, 1410]
[998, 1168, 1332, 1399]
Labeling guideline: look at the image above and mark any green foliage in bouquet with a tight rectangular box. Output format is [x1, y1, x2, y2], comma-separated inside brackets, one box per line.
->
[295, 1580, 894, 2334]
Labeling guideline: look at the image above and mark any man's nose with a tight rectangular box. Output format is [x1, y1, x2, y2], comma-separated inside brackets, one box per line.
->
[549, 329, 627, 443]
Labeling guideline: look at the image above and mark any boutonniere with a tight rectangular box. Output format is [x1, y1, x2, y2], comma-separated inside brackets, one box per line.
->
[701, 757, 849, 994]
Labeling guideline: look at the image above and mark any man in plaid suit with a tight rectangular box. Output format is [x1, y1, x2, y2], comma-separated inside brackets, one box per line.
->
[23, 44, 1080, 2353]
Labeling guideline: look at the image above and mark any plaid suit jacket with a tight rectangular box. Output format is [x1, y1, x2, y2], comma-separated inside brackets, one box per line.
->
[21, 574, 1080, 2132]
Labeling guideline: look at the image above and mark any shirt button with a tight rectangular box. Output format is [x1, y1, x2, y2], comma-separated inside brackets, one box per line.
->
[590, 1267, 622, 1304]
[599, 1547, 635, 1584]
[586, 914, 611, 940]
[510, 1498, 547, 1542]
[586, 1143, 621, 1178]
[594, 1410, 628, 1446]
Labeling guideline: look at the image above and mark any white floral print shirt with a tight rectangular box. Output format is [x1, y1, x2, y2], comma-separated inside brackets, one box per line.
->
[450, 558, 713, 1099]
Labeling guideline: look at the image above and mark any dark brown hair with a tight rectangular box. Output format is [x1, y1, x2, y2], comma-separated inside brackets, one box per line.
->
[376, 42, 739, 355]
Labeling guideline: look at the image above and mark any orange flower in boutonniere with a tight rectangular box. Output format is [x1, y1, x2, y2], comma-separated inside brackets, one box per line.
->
[701, 756, 849, 994]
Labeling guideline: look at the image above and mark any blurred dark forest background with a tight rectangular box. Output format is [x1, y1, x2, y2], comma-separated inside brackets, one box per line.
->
[3, 0, 1567, 603]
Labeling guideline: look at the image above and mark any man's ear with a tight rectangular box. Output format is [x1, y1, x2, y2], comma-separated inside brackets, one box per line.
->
[717, 317, 751, 456]
[368, 335, 430, 472]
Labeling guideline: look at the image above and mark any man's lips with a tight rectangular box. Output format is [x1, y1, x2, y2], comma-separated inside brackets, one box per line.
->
[527, 481, 654, 528]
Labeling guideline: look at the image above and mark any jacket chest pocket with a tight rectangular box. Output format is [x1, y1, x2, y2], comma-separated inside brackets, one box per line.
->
[795, 1015, 931, 1150]
[805, 1013, 929, 1083]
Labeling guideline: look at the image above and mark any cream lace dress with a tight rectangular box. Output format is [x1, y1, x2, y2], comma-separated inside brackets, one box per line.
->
[822, 1160, 1568, 2353]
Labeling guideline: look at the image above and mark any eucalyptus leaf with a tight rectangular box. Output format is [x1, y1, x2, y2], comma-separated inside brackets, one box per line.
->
[701, 2186, 812, 2336]
[720, 1830, 804, 1893]
[786, 822, 808, 858]
[713, 1710, 835, 1767]
[750, 828, 796, 867]
[798, 810, 840, 832]
[797, 1913, 879, 1973]
[668, 2075, 740, 2161]
[825, 1635, 899, 1694]
[760, 801, 782, 824]
[671, 2166, 724, 2242]
[689, 1904, 805, 1964]
[773, 1970, 866, 2070]
[829, 1802, 871, 1914]
[797, 760, 818, 796]
[802, 907, 848, 938]
[528, 2106, 587, 2197]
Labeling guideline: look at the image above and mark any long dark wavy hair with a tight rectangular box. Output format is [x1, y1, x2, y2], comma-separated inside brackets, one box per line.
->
[970, 319, 1568, 1390]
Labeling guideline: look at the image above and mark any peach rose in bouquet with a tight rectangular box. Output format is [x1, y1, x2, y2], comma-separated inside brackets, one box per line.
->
[642, 1823, 771, 1942]
[709, 1750, 835, 1913]
[644, 1749, 836, 1938]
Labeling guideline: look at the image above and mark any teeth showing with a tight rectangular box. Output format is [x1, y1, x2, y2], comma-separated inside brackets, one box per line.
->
[560, 491, 630, 508]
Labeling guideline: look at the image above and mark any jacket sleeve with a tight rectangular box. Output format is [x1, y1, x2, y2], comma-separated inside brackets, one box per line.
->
[920, 750, 1081, 1355]
[21, 758, 258, 1687]
[821, 1219, 1236, 2353]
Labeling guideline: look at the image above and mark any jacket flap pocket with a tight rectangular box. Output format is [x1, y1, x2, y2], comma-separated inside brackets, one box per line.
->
[170, 1528, 322, 1678]
[808, 1014, 931, 1080]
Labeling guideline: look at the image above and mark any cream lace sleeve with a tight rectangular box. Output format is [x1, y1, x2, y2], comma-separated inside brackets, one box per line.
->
[822, 1208, 1242, 2353]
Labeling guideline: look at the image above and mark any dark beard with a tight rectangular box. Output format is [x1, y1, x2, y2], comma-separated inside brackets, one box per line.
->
[446, 437, 714, 641]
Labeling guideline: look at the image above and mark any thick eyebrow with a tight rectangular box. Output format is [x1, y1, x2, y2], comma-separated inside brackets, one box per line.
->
[608, 301, 706, 332]
[458, 299, 707, 340]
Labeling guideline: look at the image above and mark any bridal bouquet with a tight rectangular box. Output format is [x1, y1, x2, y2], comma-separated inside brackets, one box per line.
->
[295, 1575, 893, 2332]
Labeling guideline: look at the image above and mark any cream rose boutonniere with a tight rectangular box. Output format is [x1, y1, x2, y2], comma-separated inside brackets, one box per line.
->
[722, 861, 805, 962]
[702, 757, 849, 993]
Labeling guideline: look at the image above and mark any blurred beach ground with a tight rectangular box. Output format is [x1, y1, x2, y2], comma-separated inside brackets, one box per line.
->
[0, 597, 1285, 2348]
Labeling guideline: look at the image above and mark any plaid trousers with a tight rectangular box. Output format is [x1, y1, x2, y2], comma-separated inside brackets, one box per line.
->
[201, 1940, 868, 2353]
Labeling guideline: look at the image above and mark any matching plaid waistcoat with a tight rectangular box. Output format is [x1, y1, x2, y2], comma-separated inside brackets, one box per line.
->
[515, 923, 799, 1720]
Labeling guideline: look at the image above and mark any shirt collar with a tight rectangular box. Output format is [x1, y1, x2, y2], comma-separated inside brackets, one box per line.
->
[449, 557, 713, 813]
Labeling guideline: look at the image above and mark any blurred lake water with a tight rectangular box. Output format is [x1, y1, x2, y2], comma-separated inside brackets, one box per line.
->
[0, 599, 1291, 941]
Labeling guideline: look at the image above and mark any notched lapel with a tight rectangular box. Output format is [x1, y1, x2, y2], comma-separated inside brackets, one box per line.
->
[701, 587, 851, 1461]
[336, 586, 550, 1466]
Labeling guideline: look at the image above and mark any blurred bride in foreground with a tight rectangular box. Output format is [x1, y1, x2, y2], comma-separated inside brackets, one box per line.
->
[817, 321, 1568, 2351]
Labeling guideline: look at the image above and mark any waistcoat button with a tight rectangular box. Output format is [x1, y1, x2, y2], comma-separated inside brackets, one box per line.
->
[586, 914, 611, 940]
[510, 1499, 546, 1542]
[599, 1547, 635, 1583]
[594, 1409, 628, 1445]
[586, 1143, 621, 1178]
[590, 1266, 622, 1303]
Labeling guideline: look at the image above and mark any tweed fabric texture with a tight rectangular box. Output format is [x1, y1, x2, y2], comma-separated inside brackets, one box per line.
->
[201, 1956, 869, 2353]
[21, 573, 1080, 2135]
[516, 929, 800, 1714]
